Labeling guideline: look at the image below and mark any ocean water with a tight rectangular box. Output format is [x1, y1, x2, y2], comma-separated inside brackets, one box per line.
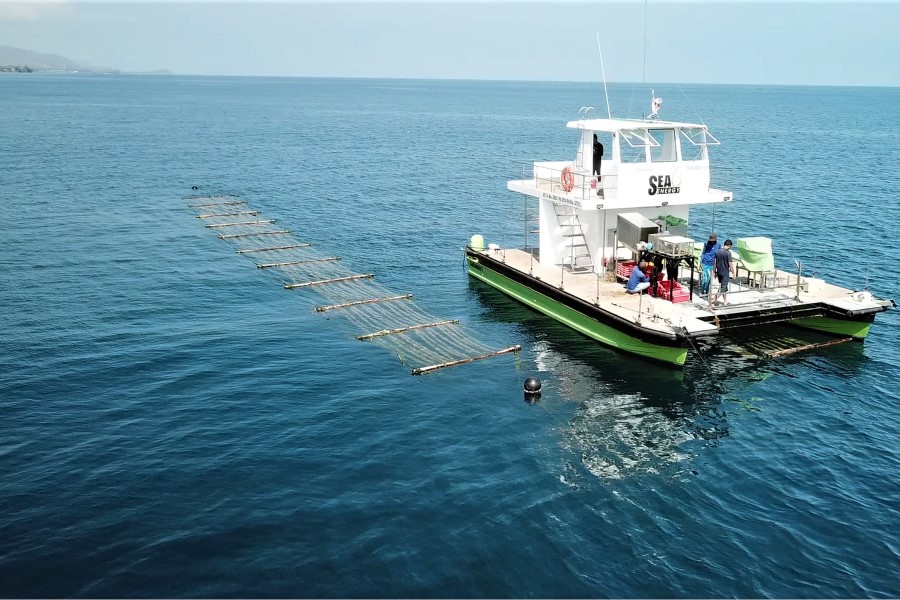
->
[1, 75, 899, 598]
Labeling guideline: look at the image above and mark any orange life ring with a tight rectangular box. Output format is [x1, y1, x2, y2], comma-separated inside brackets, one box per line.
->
[560, 166, 575, 192]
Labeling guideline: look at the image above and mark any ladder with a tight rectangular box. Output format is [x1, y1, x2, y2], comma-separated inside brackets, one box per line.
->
[553, 203, 593, 272]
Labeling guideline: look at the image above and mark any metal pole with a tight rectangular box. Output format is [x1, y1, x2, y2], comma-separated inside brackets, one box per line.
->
[689, 256, 695, 301]
[795, 260, 802, 300]
[601, 209, 608, 274]
[637, 289, 643, 322]
[570, 216, 575, 269]
[612, 229, 618, 282]
[596, 272, 601, 305]
[522, 196, 528, 250]
[596, 33, 612, 120]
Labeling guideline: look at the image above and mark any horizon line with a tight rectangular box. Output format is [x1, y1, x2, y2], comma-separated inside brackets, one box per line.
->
[5, 71, 898, 89]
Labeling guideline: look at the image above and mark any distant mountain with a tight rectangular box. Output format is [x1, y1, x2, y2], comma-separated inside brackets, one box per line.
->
[0, 45, 117, 73]
[0, 45, 168, 74]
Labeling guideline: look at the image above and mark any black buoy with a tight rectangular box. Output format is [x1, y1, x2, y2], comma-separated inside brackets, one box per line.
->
[191, 185, 199, 190]
[524, 377, 542, 402]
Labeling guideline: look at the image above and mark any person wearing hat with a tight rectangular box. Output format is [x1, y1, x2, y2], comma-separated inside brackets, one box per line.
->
[700, 232, 721, 295]
[626, 261, 651, 294]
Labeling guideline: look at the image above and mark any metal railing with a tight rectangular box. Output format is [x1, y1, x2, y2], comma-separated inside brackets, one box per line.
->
[689, 261, 809, 303]
[507, 160, 618, 201]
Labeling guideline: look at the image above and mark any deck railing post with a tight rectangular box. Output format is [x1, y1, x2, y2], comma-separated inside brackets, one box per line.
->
[523, 195, 528, 250]
[612, 229, 618, 283]
[637, 289, 643, 322]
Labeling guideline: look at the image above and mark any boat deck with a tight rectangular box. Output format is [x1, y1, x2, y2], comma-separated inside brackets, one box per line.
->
[471, 247, 884, 339]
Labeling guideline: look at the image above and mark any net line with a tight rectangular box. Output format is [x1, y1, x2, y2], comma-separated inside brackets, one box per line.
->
[185, 194, 519, 374]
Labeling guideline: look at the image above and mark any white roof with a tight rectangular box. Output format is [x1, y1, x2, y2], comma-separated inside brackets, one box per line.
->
[567, 117, 709, 133]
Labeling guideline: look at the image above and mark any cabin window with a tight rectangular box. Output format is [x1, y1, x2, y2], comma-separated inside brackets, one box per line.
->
[649, 129, 677, 162]
[679, 127, 721, 161]
[618, 129, 655, 164]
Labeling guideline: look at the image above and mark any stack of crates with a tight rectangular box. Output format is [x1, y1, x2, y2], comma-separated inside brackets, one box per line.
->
[616, 261, 636, 281]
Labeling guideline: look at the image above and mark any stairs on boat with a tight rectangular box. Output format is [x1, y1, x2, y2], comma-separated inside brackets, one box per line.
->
[553, 203, 593, 273]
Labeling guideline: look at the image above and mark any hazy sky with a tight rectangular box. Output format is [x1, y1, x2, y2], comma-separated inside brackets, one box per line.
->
[1, 1, 898, 86]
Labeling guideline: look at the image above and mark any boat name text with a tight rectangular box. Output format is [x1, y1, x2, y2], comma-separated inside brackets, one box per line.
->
[541, 192, 578, 207]
[648, 175, 680, 195]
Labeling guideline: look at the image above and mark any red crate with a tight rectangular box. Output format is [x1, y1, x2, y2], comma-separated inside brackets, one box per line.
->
[616, 261, 636, 280]
[653, 279, 691, 303]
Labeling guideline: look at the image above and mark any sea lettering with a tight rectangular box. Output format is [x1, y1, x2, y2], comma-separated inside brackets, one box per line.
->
[648, 174, 679, 195]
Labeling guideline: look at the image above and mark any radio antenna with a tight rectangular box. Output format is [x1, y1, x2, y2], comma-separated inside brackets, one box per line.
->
[642, 0, 649, 87]
[596, 33, 612, 119]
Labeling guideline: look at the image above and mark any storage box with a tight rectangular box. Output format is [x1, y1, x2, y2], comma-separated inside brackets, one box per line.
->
[648, 233, 695, 257]
[617, 213, 659, 252]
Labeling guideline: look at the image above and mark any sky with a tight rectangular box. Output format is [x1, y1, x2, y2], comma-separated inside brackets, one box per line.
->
[1, 1, 898, 86]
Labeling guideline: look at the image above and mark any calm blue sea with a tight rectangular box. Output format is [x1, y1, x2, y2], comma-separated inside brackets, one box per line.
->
[2, 75, 899, 598]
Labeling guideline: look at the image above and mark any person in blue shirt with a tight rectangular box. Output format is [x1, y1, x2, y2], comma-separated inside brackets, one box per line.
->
[700, 232, 721, 295]
[626, 261, 651, 294]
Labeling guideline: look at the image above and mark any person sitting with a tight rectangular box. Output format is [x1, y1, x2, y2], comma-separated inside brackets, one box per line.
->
[626, 261, 651, 294]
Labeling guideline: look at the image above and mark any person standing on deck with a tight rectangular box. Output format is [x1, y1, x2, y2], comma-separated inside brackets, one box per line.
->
[710, 240, 735, 306]
[626, 261, 651, 294]
[700, 233, 721, 295]
[593, 134, 604, 195]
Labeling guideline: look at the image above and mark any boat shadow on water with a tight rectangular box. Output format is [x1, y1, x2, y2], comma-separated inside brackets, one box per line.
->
[467, 279, 870, 482]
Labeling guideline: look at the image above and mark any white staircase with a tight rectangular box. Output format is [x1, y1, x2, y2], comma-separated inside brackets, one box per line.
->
[553, 203, 593, 272]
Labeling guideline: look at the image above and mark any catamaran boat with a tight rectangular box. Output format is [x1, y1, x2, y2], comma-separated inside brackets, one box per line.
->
[465, 96, 894, 366]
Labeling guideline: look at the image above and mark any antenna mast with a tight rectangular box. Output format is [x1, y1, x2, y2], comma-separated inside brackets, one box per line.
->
[641, 0, 649, 87]
[596, 33, 612, 120]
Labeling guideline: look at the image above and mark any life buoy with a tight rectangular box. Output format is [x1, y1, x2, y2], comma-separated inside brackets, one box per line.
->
[560, 166, 575, 192]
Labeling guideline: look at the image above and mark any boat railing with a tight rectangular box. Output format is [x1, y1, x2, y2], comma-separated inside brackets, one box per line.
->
[508, 161, 534, 181]
[508, 160, 618, 200]
[676, 263, 810, 302]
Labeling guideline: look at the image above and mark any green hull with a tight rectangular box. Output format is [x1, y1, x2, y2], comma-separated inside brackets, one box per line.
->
[467, 256, 688, 366]
[792, 316, 871, 339]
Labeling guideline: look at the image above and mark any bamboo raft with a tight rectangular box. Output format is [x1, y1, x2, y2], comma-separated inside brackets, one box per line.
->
[284, 274, 374, 290]
[258, 257, 341, 269]
[315, 294, 414, 313]
[356, 319, 459, 341]
[237, 243, 312, 254]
